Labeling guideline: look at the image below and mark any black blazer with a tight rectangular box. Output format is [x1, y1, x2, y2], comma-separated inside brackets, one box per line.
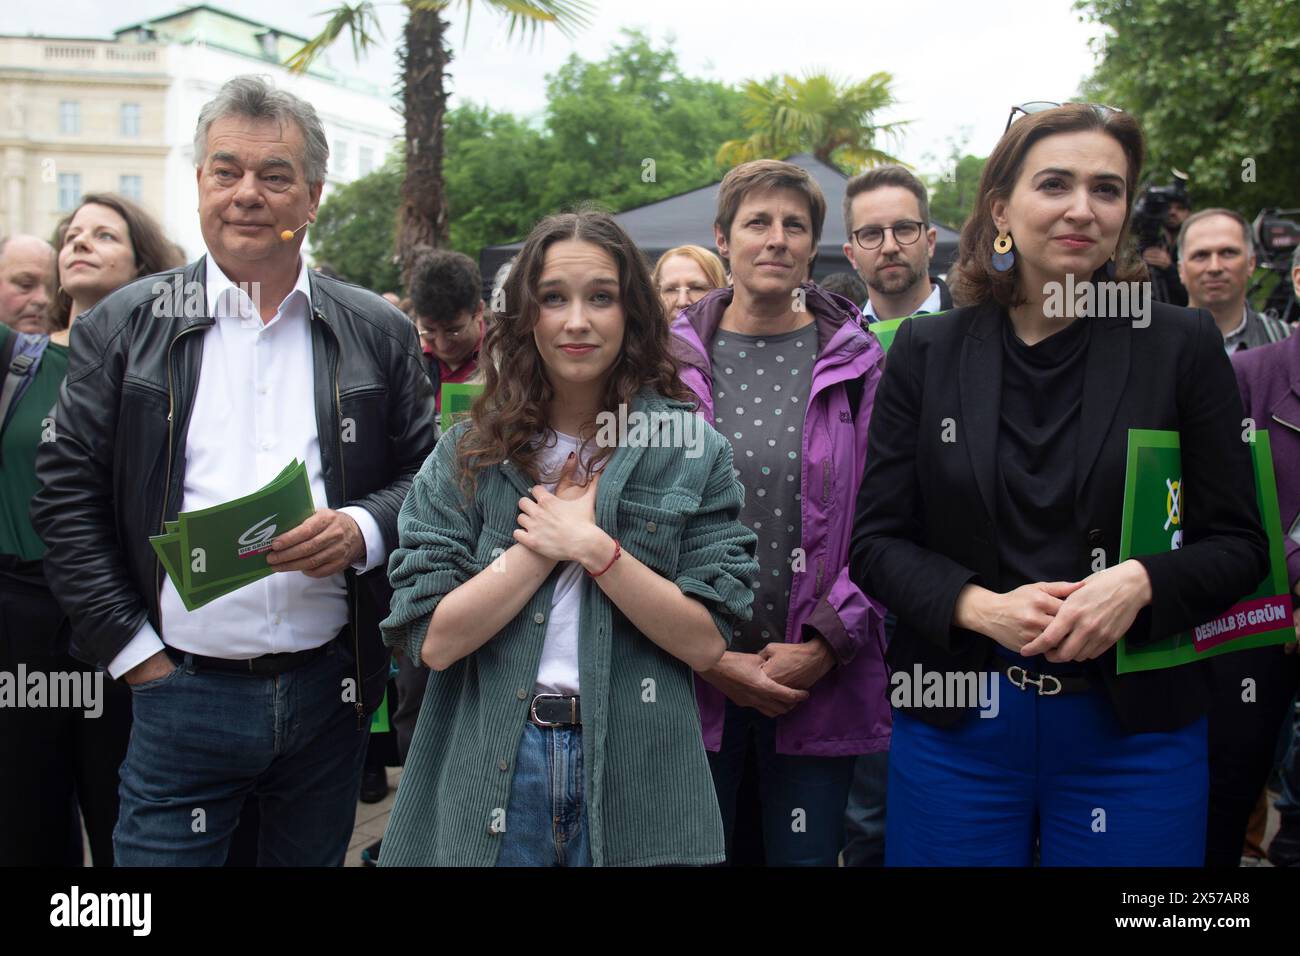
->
[850, 300, 1269, 732]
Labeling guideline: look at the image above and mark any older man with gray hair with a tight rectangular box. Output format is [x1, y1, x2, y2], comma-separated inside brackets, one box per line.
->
[31, 75, 436, 866]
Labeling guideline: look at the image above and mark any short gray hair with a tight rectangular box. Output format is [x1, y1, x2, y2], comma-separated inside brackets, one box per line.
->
[1177, 207, 1254, 260]
[193, 75, 329, 185]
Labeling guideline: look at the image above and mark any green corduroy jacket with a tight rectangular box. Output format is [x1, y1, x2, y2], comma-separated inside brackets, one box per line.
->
[378, 391, 759, 866]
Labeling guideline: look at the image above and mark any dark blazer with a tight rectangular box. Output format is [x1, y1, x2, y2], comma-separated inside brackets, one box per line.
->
[850, 299, 1269, 732]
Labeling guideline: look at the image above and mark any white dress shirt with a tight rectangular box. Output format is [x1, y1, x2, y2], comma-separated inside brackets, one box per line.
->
[107, 254, 385, 677]
[861, 281, 943, 322]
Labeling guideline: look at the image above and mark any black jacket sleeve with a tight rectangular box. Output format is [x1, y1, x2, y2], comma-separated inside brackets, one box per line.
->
[343, 317, 437, 555]
[849, 316, 979, 652]
[30, 305, 149, 668]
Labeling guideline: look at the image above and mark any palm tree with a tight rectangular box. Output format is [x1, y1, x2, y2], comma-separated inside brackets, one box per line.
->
[717, 71, 908, 174]
[289, 0, 591, 283]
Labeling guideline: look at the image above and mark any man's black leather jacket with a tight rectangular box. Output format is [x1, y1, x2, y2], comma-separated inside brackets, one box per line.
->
[30, 257, 437, 719]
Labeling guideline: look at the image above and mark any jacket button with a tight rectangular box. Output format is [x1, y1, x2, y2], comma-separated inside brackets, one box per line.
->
[498, 759, 509, 771]
[516, 688, 527, 700]
[533, 612, 545, 625]
[1088, 528, 1103, 544]
[646, 521, 657, 533]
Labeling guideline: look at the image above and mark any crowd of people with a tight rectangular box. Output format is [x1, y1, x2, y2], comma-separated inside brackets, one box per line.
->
[1, 74, 1298, 868]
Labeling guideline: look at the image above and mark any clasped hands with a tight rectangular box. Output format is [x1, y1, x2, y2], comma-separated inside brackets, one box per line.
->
[958, 559, 1154, 662]
[512, 453, 614, 572]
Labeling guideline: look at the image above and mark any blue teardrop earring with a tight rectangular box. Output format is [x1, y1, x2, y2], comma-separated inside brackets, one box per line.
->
[992, 231, 1015, 272]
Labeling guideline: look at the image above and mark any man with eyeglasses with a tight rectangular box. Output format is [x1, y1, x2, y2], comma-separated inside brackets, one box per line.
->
[841, 166, 951, 325]
[409, 247, 485, 416]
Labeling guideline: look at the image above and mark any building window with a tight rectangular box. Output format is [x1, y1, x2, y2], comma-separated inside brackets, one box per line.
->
[358, 146, 374, 177]
[334, 139, 348, 177]
[120, 103, 142, 137]
[58, 173, 82, 211]
[119, 175, 143, 202]
[59, 100, 80, 135]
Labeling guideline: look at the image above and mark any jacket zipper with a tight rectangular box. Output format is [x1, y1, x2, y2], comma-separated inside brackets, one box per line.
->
[324, 315, 366, 729]
[155, 324, 206, 620]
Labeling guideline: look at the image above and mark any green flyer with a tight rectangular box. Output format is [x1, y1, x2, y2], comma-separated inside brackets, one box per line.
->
[869, 316, 908, 354]
[149, 459, 317, 611]
[440, 382, 484, 434]
[1116, 429, 1295, 673]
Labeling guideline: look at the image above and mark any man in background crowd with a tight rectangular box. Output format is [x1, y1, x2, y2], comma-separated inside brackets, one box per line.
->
[1179, 208, 1289, 352]
[409, 247, 484, 414]
[841, 165, 952, 325]
[0, 235, 55, 334]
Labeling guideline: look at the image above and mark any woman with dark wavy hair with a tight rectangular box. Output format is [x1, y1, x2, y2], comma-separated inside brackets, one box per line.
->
[377, 209, 759, 866]
[850, 104, 1268, 865]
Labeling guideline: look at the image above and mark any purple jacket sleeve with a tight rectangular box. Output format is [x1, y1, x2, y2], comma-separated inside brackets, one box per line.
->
[802, 564, 886, 666]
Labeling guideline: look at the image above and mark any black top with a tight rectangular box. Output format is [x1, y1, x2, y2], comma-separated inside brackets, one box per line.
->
[995, 313, 1090, 590]
[995, 312, 1094, 675]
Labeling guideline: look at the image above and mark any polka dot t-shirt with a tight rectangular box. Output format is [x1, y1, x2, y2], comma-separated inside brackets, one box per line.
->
[710, 323, 816, 653]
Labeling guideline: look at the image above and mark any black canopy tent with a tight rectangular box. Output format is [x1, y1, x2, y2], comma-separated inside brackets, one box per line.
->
[478, 153, 960, 296]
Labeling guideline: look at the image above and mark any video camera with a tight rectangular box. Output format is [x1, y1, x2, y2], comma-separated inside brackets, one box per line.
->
[1131, 172, 1191, 250]
[1251, 208, 1300, 323]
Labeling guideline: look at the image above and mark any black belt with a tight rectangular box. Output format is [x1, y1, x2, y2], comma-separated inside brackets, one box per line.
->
[165, 641, 329, 677]
[529, 693, 581, 727]
[995, 659, 1096, 695]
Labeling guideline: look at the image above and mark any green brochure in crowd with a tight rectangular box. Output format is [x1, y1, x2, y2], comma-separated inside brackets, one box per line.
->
[148, 459, 316, 611]
[1116, 429, 1295, 674]
[439, 382, 484, 435]
[869, 316, 909, 354]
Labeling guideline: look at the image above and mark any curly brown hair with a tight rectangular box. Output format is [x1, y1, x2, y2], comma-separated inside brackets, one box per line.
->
[950, 103, 1148, 309]
[455, 208, 692, 496]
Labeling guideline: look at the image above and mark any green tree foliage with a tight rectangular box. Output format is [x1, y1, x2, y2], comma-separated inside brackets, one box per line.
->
[926, 154, 988, 232]
[717, 71, 906, 173]
[538, 31, 749, 212]
[1077, 0, 1300, 214]
[311, 158, 402, 293]
[314, 32, 750, 287]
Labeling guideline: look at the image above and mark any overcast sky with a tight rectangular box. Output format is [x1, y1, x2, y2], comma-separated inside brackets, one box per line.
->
[13, 0, 1108, 173]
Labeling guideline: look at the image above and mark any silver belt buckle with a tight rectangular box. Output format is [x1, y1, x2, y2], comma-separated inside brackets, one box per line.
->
[529, 693, 573, 727]
[1007, 665, 1062, 696]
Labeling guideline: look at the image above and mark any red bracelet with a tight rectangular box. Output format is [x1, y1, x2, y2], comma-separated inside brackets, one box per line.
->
[588, 539, 621, 578]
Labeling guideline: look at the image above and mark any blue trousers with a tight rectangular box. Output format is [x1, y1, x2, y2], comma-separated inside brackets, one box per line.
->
[886, 673, 1208, 866]
[114, 641, 370, 866]
[497, 723, 589, 867]
[707, 700, 855, 866]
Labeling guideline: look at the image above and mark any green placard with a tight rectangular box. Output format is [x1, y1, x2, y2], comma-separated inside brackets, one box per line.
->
[870, 316, 908, 354]
[440, 382, 484, 434]
[370, 687, 389, 733]
[1116, 429, 1295, 673]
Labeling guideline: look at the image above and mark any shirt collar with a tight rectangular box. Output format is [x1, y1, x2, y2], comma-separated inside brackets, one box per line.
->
[862, 281, 942, 321]
[1223, 305, 1250, 353]
[205, 252, 312, 323]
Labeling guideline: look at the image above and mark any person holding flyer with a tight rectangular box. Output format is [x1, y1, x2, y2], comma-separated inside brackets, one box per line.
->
[850, 103, 1268, 865]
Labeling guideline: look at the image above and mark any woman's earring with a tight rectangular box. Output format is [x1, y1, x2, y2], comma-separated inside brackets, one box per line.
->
[1105, 250, 1117, 280]
[991, 231, 1015, 272]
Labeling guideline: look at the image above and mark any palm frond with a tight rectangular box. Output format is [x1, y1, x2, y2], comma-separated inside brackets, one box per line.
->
[286, 2, 385, 73]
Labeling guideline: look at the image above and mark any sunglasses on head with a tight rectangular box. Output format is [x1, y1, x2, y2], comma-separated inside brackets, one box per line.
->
[1004, 101, 1123, 132]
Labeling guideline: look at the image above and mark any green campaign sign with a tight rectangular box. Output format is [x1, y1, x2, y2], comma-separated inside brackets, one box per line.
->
[439, 382, 484, 435]
[1116, 429, 1295, 673]
[869, 316, 908, 354]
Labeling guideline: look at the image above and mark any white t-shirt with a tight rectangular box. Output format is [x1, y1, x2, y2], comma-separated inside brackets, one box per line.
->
[531, 431, 593, 696]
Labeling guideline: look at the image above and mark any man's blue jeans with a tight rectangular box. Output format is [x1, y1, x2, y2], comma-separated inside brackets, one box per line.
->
[114, 640, 370, 866]
[707, 700, 855, 866]
[496, 723, 590, 866]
